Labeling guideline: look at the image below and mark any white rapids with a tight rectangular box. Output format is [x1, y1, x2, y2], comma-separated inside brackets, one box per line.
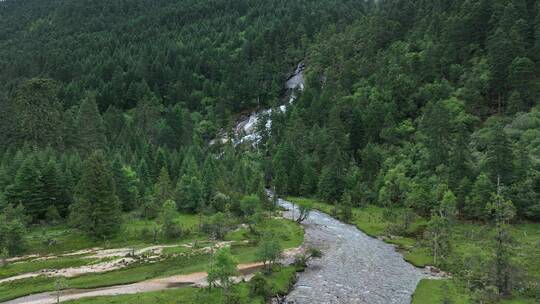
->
[211, 62, 305, 146]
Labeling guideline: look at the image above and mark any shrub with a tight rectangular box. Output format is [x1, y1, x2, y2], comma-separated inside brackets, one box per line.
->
[250, 273, 271, 298]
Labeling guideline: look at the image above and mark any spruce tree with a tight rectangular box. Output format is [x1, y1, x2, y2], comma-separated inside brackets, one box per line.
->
[5, 156, 46, 221]
[465, 173, 494, 220]
[175, 174, 203, 213]
[72, 151, 121, 238]
[0, 204, 27, 255]
[40, 159, 67, 217]
[485, 123, 514, 185]
[486, 180, 516, 297]
[154, 167, 173, 205]
[76, 93, 107, 155]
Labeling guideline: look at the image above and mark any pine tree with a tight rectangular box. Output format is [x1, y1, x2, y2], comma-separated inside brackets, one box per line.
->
[486, 179, 516, 297]
[317, 163, 344, 203]
[201, 155, 219, 201]
[465, 173, 494, 219]
[507, 57, 537, 113]
[5, 156, 47, 221]
[339, 191, 353, 222]
[113, 159, 140, 212]
[419, 100, 452, 169]
[448, 119, 471, 189]
[137, 159, 151, 191]
[154, 167, 173, 205]
[72, 151, 121, 238]
[134, 93, 161, 143]
[62, 108, 78, 149]
[76, 93, 107, 155]
[485, 123, 514, 185]
[40, 159, 67, 217]
[160, 199, 180, 239]
[0, 204, 27, 255]
[175, 175, 203, 213]
[299, 157, 318, 196]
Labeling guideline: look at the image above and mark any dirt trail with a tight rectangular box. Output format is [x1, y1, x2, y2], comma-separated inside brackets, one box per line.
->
[1, 263, 264, 304]
[1, 247, 301, 304]
[0, 242, 242, 285]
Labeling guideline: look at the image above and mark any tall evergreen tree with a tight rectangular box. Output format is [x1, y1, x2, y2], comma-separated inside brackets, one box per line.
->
[486, 181, 516, 297]
[71, 151, 121, 238]
[40, 159, 67, 217]
[154, 166, 173, 205]
[465, 173, 494, 219]
[76, 93, 107, 154]
[175, 175, 203, 213]
[5, 156, 46, 221]
[485, 122, 514, 185]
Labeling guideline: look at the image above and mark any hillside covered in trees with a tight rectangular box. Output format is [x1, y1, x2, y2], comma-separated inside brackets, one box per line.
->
[0, 0, 540, 303]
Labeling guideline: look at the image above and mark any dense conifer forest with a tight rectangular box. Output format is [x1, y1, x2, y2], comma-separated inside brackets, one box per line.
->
[0, 0, 539, 303]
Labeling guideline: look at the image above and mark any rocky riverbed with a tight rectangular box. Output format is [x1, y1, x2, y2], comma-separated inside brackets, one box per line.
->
[279, 199, 426, 304]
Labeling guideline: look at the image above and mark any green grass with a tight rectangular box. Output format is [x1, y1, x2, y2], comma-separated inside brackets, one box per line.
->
[413, 279, 538, 304]
[0, 218, 304, 303]
[63, 287, 208, 304]
[267, 265, 297, 294]
[24, 212, 201, 255]
[412, 279, 470, 304]
[404, 247, 432, 267]
[287, 197, 395, 237]
[0, 256, 97, 279]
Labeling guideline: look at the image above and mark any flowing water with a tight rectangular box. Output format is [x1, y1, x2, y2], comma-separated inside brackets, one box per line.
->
[279, 198, 426, 304]
[211, 62, 305, 146]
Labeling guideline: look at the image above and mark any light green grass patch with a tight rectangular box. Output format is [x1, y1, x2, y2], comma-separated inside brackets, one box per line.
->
[24, 212, 202, 255]
[0, 218, 303, 303]
[412, 279, 470, 304]
[0, 256, 97, 279]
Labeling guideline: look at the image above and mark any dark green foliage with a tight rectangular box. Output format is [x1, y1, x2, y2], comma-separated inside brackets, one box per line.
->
[465, 174, 494, 220]
[250, 273, 271, 298]
[70, 151, 121, 238]
[160, 199, 182, 239]
[75, 93, 106, 152]
[5, 156, 47, 221]
[0, 204, 27, 256]
[3, 79, 63, 147]
[486, 188, 517, 297]
[239, 195, 261, 218]
[175, 175, 203, 213]
[484, 121, 515, 185]
[339, 191, 353, 222]
[112, 160, 139, 212]
[153, 167, 173, 206]
[0, 2, 538, 300]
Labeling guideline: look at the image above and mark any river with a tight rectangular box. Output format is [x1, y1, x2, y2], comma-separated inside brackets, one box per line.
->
[278, 198, 426, 304]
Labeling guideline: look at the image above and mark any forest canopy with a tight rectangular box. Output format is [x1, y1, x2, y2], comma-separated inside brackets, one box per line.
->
[0, 0, 539, 301]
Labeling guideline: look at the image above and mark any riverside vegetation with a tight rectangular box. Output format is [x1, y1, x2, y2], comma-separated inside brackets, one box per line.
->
[1, 0, 540, 303]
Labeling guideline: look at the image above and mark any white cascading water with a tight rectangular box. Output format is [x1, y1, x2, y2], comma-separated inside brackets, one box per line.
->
[211, 62, 305, 146]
